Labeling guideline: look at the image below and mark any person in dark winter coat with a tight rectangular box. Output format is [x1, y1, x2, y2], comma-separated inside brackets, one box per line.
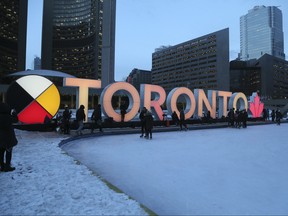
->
[234, 109, 240, 128]
[91, 104, 103, 133]
[271, 109, 275, 122]
[172, 111, 179, 125]
[62, 105, 72, 134]
[144, 111, 154, 139]
[276, 110, 282, 125]
[76, 105, 86, 135]
[139, 107, 147, 137]
[241, 109, 248, 128]
[179, 109, 188, 131]
[228, 108, 235, 127]
[0, 102, 18, 172]
[120, 101, 127, 122]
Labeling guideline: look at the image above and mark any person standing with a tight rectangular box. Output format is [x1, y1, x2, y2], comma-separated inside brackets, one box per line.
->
[172, 111, 179, 126]
[144, 110, 154, 139]
[62, 105, 72, 134]
[76, 105, 86, 135]
[179, 109, 188, 131]
[271, 109, 275, 122]
[0, 102, 18, 172]
[276, 109, 282, 125]
[139, 107, 147, 137]
[120, 100, 127, 122]
[242, 109, 248, 128]
[228, 108, 235, 127]
[91, 104, 103, 133]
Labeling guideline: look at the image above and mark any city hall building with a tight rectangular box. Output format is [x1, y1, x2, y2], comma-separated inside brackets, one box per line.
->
[41, 0, 116, 87]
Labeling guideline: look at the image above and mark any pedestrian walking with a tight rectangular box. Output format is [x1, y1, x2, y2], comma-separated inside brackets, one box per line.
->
[76, 105, 86, 135]
[0, 102, 18, 172]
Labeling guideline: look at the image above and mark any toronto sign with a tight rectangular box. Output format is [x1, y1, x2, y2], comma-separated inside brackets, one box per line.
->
[6, 75, 264, 124]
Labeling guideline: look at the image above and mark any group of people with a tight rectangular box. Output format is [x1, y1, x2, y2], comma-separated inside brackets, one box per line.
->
[75, 104, 103, 135]
[139, 107, 154, 139]
[171, 110, 188, 131]
[268, 109, 283, 125]
[64, 104, 286, 136]
[62, 104, 103, 135]
[227, 108, 248, 128]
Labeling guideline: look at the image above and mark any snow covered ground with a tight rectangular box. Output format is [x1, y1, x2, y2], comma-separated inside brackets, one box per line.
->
[1, 123, 288, 215]
[62, 123, 288, 215]
[0, 130, 147, 215]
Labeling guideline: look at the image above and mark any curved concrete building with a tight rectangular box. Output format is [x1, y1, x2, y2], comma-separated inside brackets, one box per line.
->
[41, 0, 116, 86]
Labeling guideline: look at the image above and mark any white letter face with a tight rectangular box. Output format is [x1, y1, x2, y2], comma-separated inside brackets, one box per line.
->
[229, 92, 248, 111]
[63, 78, 101, 121]
[194, 89, 216, 118]
[166, 87, 196, 119]
[101, 82, 140, 122]
[218, 91, 232, 118]
[140, 84, 166, 120]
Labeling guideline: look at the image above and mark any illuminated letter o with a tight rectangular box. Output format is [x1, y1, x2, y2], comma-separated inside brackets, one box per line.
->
[166, 87, 196, 119]
[100, 82, 140, 122]
[229, 92, 248, 111]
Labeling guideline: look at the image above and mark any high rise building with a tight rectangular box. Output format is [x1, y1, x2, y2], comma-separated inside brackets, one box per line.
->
[152, 28, 229, 92]
[240, 5, 285, 61]
[41, 0, 116, 87]
[126, 68, 151, 91]
[34, 56, 41, 70]
[230, 54, 288, 100]
[0, 0, 28, 81]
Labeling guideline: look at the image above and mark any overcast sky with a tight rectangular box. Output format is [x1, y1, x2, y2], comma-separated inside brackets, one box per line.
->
[26, 0, 288, 81]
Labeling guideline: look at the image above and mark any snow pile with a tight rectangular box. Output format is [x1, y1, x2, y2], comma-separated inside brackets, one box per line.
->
[0, 130, 147, 215]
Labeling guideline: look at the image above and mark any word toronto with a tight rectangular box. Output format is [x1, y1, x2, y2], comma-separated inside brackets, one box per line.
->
[64, 78, 260, 122]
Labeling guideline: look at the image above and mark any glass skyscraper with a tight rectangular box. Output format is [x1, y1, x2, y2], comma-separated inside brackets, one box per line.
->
[240, 5, 285, 61]
[41, 0, 116, 86]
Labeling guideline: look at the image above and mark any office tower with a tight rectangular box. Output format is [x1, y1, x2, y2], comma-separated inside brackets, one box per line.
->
[0, 0, 28, 81]
[152, 28, 229, 92]
[230, 54, 288, 100]
[34, 56, 41, 70]
[126, 68, 151, 91]
[41, 0, 116, 86]
[240, 5, 285, 61]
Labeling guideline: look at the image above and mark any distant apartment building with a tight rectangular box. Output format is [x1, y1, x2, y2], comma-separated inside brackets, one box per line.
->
[34, 56, 41, 70]
[0, 0, 28, 81]
[126, 68, 151, 91]
[41, 0, 116, 86]
[152, 28, 229, 92]
[240, 5, 285, 60]
[230, 54, 288, 99]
